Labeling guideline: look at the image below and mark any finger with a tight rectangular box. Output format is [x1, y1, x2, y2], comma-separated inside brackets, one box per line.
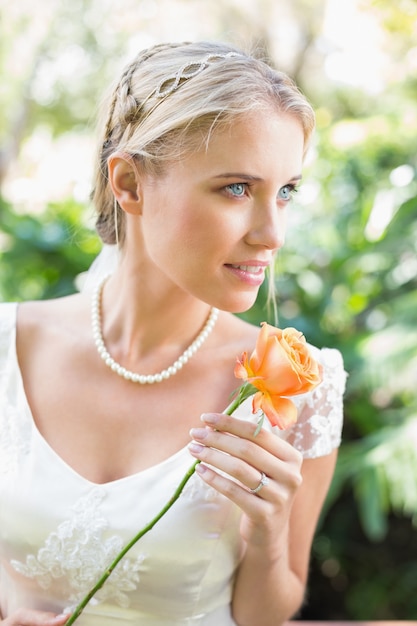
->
[194, 461, 271, 509]
[190, 423, 302, 483]
[189, 439, 270, 494]
[200, 412, 301, 463]
[47, 615, 70, 626]
[193, 463, 291, 526]
[7, 610, 70, 626]
[189, 434, 302, 500]
[190, 425, 269, 471]
[190, 415, 303, 503]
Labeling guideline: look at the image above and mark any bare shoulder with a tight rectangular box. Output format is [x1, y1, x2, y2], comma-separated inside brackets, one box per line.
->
[17, 293, 90, 348]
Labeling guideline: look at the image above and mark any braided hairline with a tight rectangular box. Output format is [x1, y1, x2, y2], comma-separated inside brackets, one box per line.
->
[96, 43, 194, 246]
[102, 42, 193, 151]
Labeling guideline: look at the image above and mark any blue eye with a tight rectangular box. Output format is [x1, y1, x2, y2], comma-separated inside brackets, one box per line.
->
[278, 184, 297, 200]
[226, 183, 246, 197]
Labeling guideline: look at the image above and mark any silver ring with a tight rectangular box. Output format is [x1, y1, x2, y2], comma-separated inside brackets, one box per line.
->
[248, 471, 269, 494]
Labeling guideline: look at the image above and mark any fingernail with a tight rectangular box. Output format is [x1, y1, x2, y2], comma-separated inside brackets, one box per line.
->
[195, 463, 207, 474]
[188, 442, 204, 454]
[190, 427, 207, 439]
[201, 413, 218, 424]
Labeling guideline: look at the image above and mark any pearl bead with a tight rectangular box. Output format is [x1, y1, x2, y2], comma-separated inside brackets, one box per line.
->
[91, 275, 219, 384]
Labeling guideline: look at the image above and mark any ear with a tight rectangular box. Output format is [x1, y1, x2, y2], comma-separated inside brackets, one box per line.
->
[107, 153, 143, 215]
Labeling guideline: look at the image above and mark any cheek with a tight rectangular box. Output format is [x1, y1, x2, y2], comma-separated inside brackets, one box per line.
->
[142, 205, 207, 269]
[141, 188, 235, 271]
[162, 205, 221, 252]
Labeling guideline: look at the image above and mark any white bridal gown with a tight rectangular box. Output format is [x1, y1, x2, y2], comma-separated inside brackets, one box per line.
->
[0, 302, 346, 625]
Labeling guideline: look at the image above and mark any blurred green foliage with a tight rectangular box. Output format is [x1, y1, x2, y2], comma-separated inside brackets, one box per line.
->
[236, 6, 417, 615]
[1, 0, 416, 619]
[0, 198, 100, 301]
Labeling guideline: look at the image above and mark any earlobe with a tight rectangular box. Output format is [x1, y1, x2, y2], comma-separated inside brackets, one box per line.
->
[107, 153, 143, 215]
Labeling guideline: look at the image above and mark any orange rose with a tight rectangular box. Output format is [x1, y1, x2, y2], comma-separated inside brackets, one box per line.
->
[234, 323, 323, 429]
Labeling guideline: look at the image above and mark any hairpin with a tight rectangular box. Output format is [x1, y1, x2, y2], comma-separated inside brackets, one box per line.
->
[154, 52, 242, 98]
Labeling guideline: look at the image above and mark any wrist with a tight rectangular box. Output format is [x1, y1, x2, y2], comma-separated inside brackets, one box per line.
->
[243, 535, 289, 568]
[242, 520, 290, 561]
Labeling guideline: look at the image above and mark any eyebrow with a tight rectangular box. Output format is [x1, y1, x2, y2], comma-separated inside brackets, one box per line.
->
[212, 173, 303, 183]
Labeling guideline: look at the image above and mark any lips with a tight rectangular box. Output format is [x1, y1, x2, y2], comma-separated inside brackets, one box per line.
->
[229, 264, 265, 274]
[225, 262, 269, 287]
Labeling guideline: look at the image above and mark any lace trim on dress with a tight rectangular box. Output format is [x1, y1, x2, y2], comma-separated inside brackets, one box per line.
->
[11, 488, 145, 610]
[283, 348, 347, 458]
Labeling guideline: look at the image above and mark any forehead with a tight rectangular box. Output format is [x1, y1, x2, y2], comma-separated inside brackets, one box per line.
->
[189, 109, 305, 177]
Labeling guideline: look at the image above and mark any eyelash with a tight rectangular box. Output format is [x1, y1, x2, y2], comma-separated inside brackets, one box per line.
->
[279, 184, 299, 200]
[224, 183, 249, 197]
[224, 182, 299, 201]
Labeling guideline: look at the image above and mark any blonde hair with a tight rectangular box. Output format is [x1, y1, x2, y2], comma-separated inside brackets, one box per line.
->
[91, 41, 315, 247]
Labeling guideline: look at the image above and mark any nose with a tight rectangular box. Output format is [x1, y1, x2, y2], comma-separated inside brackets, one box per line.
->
[245, 199, 287, 251]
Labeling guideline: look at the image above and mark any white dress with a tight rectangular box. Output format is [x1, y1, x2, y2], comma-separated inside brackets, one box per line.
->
[0, 302, 346, 625]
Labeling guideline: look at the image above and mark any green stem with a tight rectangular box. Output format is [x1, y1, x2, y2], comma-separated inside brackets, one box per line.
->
[65, 459, 198, 624]
[65, 392, 249, 624]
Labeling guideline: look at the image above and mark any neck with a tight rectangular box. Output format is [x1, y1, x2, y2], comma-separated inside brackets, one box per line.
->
[98, 271, 216, 363]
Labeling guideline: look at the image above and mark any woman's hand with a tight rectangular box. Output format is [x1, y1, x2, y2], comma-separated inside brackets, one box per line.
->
[189, 411, 338, 626]
[0, 610, 69, 626]
[188, 411, 303, 551]
[188, 411, 311, 626]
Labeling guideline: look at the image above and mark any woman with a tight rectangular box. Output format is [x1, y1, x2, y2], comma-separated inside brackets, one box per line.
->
[0, 41, 346, 625]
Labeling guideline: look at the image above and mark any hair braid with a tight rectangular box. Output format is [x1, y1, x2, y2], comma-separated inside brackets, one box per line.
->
[103, 42, 192, 149]
[94, 42, 193, 245]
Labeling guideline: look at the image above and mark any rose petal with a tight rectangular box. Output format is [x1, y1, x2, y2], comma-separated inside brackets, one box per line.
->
[234, 357, 249, 381]
[260, 394, 298, 430]
[252, 391, 298, 430]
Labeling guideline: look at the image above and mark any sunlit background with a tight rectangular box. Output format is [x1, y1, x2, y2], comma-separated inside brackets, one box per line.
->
[2, 0, 416, 218]
[1, 0, 416, 619]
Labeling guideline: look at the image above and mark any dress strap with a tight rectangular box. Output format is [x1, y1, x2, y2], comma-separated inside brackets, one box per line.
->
[0, 302, 18, 372]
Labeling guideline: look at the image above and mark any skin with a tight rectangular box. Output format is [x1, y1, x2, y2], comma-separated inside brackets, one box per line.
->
[3, 108, 338, 626]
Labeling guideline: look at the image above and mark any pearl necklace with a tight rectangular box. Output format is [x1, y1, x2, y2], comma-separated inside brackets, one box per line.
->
[91, 276, 219, 384]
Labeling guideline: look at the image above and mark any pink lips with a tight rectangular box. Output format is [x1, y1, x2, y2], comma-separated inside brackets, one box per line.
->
[225, 262, 269, 286]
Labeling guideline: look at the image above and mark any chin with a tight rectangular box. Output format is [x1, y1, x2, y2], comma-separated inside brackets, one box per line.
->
[220, 295, 258, 314]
